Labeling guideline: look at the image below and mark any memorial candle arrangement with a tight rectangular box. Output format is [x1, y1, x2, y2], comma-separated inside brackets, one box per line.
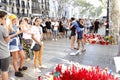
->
[51, 64, 118, 80]
[83, 34, 110, 45]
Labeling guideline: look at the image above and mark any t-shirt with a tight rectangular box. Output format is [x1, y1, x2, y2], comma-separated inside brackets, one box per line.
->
[0, 25, 10, 59]
[30, 26, 43, 48]
[73, 21, 83, 32]
[94, 21, 99, 28]
[53, 21, 59, 31]
[22, 27, 32, 39]
[45, 21, 51, 29]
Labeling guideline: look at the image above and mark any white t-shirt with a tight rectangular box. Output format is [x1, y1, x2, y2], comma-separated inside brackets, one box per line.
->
[31, 26, 43, 48]
[53, 21, 59, 31]
[22, 27, 31, 39]
[86, 20, 92, 28]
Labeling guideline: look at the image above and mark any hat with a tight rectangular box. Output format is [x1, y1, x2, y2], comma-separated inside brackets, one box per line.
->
[8, 14, 17, 20]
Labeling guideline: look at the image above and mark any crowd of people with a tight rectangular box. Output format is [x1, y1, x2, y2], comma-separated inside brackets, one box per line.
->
[0, 10, 102, 80]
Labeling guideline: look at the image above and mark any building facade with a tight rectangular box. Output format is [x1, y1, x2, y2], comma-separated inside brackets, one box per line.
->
[31, 0, 49, 17]
[49, 0, 58, 18]
[0, 0, 49, 17]
[0, 0, 32, 17]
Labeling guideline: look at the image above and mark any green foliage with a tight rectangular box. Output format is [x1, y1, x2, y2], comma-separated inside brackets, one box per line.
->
[73, 0, 103, 18]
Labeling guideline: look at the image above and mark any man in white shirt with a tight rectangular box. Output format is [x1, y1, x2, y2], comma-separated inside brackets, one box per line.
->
[52, 18, 59, 40]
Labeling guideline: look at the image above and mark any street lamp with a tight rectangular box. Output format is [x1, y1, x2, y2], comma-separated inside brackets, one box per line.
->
[105, 0, 109, 36]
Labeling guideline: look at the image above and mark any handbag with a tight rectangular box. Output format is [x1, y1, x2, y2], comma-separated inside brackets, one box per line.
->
[31, 43, 41, 51]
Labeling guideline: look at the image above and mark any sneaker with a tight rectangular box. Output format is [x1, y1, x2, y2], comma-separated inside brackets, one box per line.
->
[70, 52, 77, 56]
[34, 68, 41, 73]
[19, 66, 28, 71]
[52, 39, 54, 41]
[75, 50, 81, 55]
[39, 65, 47, 69]
[26, 58, 31, 62]
[15, 71, 23, 77]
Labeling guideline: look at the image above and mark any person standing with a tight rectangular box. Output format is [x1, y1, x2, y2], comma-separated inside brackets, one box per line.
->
[69, 17, 76, 49]
[94, 19, 100, 33]
[63, 20, 69, 38]
[0, 10, 10, 80]
[85, 19, 92, 33]
[45, 18, 52, 40]
[31, 17, 47, 73]
[41, 19, 47, 40]
[52, 18, 59, 41]
[20, 18, 33, 61]
[58, 20, 64, 38]
[76, 19, 86, 52]
[8, 14, 27, 77]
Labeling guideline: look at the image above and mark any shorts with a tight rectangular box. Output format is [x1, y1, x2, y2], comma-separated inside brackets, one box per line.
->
[87, 27, 90, 29]
[71, 31, 76, 36]
[77, 31, 83, 39]
[9, 45, 23, 52]
[47, 29, 52, 33]
[0, 57, 9, 72]
[52, 30, 57, 36]
[9, 37, 23, 52]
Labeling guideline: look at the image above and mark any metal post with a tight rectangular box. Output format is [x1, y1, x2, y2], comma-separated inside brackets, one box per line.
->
[105, 0, 109, 36]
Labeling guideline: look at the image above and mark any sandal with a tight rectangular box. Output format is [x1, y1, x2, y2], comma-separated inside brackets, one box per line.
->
[82, 49, 86, 52]
[74, 47, 79, 50]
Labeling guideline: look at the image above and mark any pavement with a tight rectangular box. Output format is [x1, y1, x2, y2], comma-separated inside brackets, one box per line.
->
[7, 27, 120, 80]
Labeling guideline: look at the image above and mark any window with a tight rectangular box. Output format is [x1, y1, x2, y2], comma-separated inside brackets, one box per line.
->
[9, 0, 12, 4]
[17, 8, 20, 14]
[21, 1, 25, 8]
[16, 0, 20, 5]
[27, 2, 30, 8]
[1, 0, 6, 3]
[12, 7, 14, 13]
[22, 9, 25, 15]
[27, 10, 29, 16]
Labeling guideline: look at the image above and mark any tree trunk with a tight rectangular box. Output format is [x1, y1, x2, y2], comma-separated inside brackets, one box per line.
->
[110, 0, 120, 44]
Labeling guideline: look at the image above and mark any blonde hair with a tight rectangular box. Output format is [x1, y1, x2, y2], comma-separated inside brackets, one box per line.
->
[8, 22, 15, 32]
[7, 14, 17, 32]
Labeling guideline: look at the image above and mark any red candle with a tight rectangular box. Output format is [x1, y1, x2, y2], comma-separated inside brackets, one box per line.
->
[38, 76, 41, 80]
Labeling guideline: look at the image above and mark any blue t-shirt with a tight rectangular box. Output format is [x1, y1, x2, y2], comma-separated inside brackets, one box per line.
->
[73, 21, 82, 32]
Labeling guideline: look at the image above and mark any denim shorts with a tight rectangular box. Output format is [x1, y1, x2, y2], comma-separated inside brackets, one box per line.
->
[77, 31, 83, 39]
[52, 30, 57, 36]
[0, 57, 9, 72]
[9, 37, 23, 52]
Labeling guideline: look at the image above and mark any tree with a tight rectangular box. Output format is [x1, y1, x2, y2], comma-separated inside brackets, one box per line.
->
[56, 0, 68, 18]
[73, 0, 102, 18]
[99, 0, 120, 44]
[110, 0, 120, 44]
